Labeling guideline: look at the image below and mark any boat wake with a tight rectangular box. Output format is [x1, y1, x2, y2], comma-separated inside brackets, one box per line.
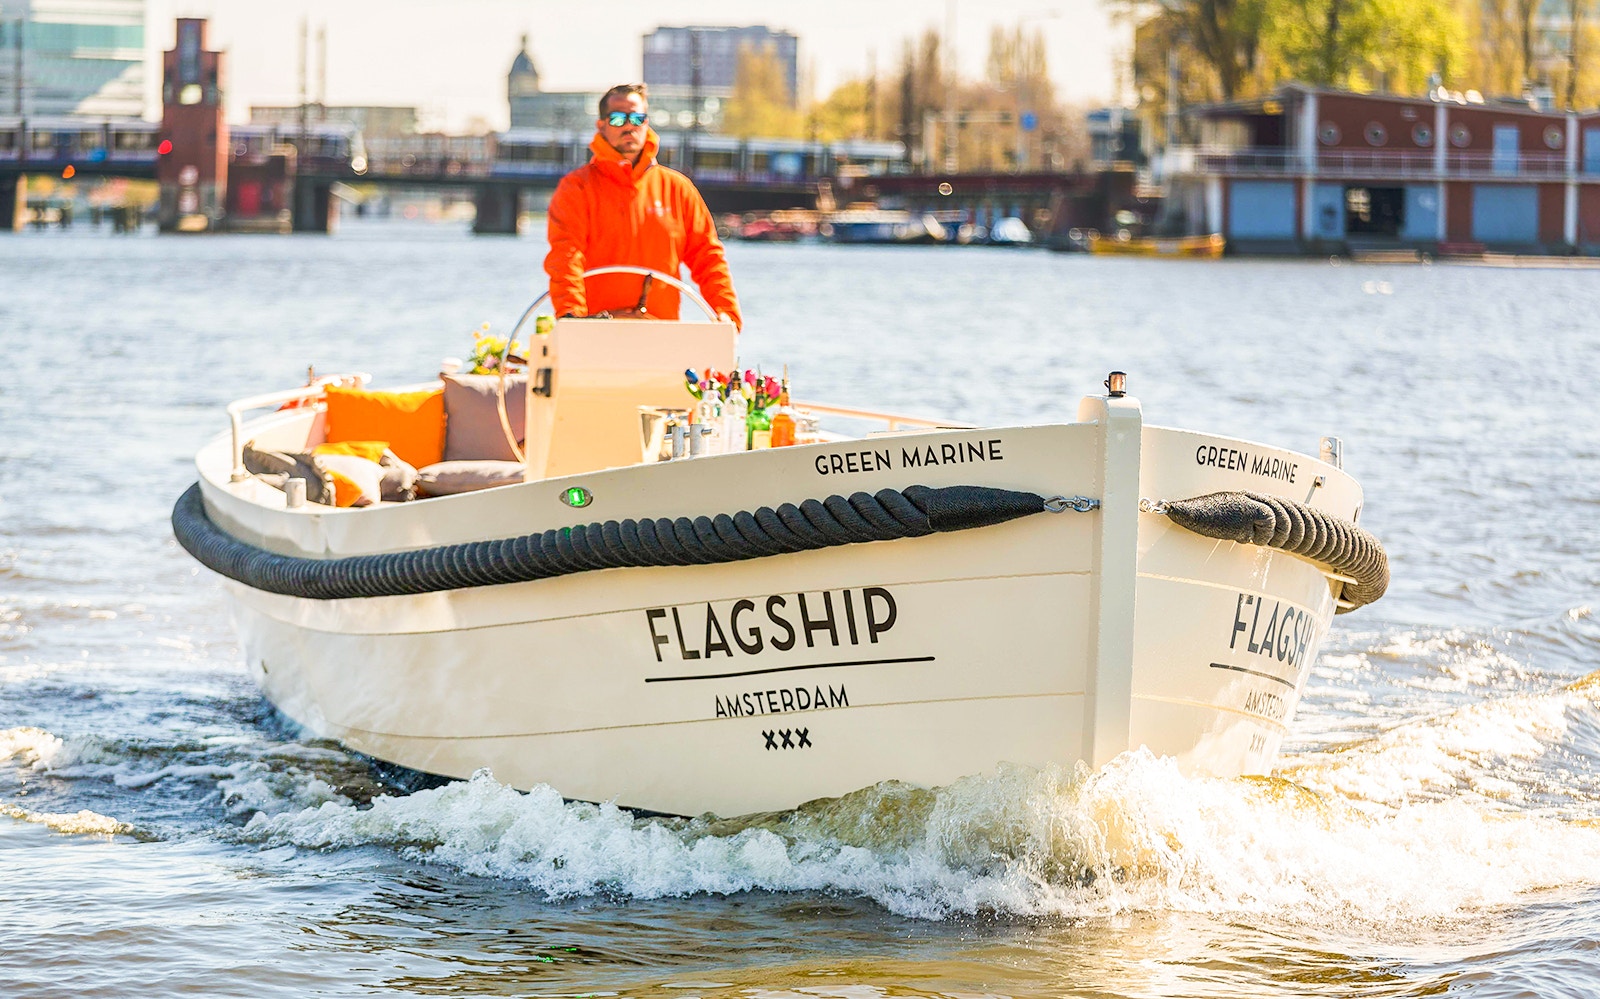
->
[9, 658, 1600, 923]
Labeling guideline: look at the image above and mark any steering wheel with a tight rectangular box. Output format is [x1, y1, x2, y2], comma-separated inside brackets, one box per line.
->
[503, 265, 724, 359]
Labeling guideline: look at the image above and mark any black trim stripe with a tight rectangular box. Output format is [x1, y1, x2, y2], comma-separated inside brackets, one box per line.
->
[1208, 661, 1297, 689]
[646, 655, 936, 684]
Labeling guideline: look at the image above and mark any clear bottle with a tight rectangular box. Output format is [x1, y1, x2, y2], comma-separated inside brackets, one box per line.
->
[694, 379, 721, 452]
[769, 377, 796, 448]
[723, 383, 749, 452]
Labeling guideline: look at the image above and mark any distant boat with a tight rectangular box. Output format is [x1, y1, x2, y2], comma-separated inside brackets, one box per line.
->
[1089, 233, 1226, 258]
[987, 217, 1034, 245]
[817, 206, 948, 245]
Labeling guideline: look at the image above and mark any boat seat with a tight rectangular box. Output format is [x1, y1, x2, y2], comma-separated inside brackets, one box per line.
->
[415, 459, 525, 497]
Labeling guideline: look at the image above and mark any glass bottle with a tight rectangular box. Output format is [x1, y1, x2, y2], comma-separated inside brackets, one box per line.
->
[723, 382, 749, 453]
[769, 378, 796, 448]
[747, 406, 773, 449]
[694, 379, 721, 452]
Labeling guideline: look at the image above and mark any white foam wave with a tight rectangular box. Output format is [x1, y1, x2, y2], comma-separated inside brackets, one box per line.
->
[0, 726, 117, 770]
[0, 803, 132, 836]
[0, 727, 345, 816]
[236, 746, 1600, 923]
[1280, 689, 1575, 809]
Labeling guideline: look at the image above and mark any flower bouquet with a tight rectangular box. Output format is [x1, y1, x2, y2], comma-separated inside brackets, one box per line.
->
[466, 323, 523, 375]
[684, 368, 783, 448]
[683, 368, 780, 409]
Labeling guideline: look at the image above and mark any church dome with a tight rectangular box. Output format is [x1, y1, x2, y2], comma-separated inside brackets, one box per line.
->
[508, 35, 540, 92]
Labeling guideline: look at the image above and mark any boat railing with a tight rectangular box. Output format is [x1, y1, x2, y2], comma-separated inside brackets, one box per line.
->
[794, 399, 975, 432]
[225, 373, 370, 482]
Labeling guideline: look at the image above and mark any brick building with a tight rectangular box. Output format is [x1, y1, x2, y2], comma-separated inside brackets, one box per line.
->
[1164, 84, 1600, 254]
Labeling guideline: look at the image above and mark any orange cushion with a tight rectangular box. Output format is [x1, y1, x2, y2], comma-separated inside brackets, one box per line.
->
[313, 440, 389, 463]
[324, 387, 444, 468]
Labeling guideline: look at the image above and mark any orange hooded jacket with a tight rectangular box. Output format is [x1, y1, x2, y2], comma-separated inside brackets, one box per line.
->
[543, 129, 742, 328]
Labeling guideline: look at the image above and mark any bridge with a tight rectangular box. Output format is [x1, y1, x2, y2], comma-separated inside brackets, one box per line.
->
[0, 115, 1131, 235]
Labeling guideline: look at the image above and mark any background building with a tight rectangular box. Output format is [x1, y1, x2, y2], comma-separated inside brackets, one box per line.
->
[506, 36, 604, 132]
[157, 17, 226, 230]
[643, 25, 796, 132]
[0, 0, 144, 117]
[250, 104, 418, 138]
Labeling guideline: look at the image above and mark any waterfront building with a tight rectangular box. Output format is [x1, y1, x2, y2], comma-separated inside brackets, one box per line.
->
[1162, 84, 1600, 255]
[0, 0, 144, 117]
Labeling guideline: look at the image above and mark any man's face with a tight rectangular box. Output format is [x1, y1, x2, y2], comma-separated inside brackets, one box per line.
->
[598, 92, 648, 157]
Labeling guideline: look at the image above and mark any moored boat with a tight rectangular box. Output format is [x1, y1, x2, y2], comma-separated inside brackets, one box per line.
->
[1088, 232, 1226, 258]
[173, 268, 1386, 817]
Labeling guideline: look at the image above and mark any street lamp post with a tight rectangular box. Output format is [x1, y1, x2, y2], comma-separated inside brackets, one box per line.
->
[688, 28, 702, 178]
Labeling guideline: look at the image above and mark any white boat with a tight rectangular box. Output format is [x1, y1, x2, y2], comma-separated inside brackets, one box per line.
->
[174, 269, 1388, 818]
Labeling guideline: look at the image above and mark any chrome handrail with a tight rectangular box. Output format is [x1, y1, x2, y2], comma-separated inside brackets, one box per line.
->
[793, 399, 975, 431]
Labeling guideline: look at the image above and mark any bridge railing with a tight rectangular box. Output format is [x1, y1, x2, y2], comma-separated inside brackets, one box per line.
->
[1167, 144, 1586, 180]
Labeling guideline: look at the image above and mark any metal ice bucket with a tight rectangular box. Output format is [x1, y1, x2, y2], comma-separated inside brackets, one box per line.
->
[638, 406, 692, 462]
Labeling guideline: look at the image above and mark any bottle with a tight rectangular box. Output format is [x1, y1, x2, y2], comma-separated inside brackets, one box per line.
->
[694, 379, 721, 453]
[722, 383, 748, 453]
[748, 406, 772, 449]
[769, 375, 796, 448]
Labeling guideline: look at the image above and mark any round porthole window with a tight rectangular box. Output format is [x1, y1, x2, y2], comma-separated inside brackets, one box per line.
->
[1365, 122, 1388, 146]
[1318, 122, 1341, 145]
[1545, 126, 1564, 149]
[1412, 124, 1433, 146]
[1450, 124, 1471, 147]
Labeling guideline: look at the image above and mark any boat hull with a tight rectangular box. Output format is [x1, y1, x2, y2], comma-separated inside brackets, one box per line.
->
[200, 414, 1354, 816]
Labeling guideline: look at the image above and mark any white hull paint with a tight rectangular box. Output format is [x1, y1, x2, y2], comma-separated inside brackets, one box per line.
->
[196, 391, 1359, 817]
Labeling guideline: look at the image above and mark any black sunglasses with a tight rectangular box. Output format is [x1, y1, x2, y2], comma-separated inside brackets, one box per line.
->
[606, 111, 649, 127]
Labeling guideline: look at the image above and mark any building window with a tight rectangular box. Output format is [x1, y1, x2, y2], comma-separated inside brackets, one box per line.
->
[1450, 124, 1471, 147]
[1412, 124, 1432, 146]
[1365, 123, 1387, 146]
[1545, 126, 1564, 149]
[1319, 123, 1341, 145]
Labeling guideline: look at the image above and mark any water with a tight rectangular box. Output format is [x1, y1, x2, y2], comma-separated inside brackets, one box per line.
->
[4, 223, 1600, 997]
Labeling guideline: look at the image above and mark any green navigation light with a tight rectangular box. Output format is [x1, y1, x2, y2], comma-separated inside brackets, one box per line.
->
[562, 486, 593, 508]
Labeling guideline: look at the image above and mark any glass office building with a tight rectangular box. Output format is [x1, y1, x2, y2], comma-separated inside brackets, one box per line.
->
[0, 0, 145, 117]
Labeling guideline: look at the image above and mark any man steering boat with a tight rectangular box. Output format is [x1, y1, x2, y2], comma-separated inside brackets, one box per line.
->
[543, 83, 743, 329]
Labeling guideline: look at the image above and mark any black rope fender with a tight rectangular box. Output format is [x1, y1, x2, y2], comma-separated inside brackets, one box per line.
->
[171, 482, 1053, 601]
[1154, 491, 1388, 612]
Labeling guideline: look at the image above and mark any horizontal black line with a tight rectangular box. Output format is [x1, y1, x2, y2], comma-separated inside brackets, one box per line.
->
[646, 655, 936, 684]
[1208, 662, 1297, 689]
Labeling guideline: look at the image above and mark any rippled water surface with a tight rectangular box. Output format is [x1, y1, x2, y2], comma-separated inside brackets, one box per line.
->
[3, 224, 1600, 997]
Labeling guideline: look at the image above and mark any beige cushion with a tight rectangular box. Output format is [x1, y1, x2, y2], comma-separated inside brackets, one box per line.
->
[443, 373, 527, 462]
[416, 460, 526, 497]
[377, 450, 419, 502]
[313, 453, 385, 508]
[243, 441, 332, 505]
